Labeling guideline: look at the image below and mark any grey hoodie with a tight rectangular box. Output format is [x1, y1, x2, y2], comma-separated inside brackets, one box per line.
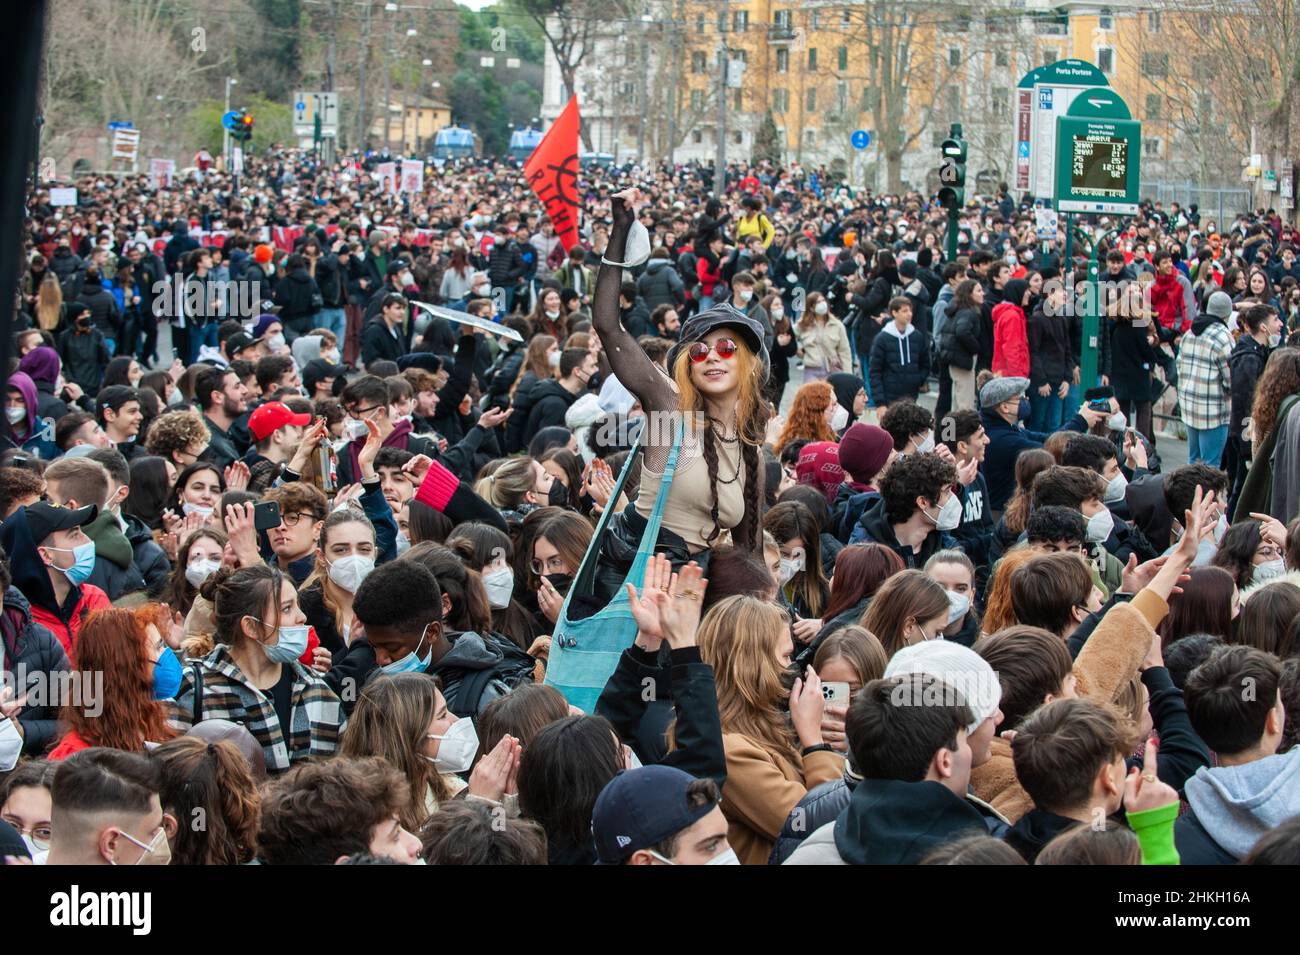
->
[1183, 749, 1300, 858]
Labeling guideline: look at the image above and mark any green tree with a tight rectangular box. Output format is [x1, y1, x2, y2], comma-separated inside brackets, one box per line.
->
[752, 111, 783, 166]
[186, 94, 295, 157]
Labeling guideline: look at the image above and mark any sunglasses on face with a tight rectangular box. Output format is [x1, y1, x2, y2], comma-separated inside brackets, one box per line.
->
[688, 338, 738, 363]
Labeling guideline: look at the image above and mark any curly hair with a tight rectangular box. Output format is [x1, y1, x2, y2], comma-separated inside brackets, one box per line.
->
[878, 400, 934, 452]
[257, 756, 408, 865]
[1250, 348, 1300, 446]
[773, 380, 836, 457]
[143, 408, 209, 461]
[878, 452, 958, 524]
[152, 736, 261, 865]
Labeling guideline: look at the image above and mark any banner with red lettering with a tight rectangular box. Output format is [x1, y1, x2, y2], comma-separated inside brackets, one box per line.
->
[524, 96, 581, 253]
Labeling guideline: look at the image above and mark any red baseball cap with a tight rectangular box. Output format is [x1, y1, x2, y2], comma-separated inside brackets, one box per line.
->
[248, 401, 311, 442]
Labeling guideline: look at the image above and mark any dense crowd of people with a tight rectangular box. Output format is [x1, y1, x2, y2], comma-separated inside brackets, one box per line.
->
[2, 145, 1300, 867]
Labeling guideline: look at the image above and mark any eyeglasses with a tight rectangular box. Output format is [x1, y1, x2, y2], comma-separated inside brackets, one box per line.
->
[281, 511, 317, 527]
[688, 338, 738, 363]
[531, 555, 568, 576]
[1, 817, 51, 850]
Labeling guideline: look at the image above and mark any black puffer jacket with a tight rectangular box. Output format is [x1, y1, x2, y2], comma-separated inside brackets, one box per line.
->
[1026, 301, 1074, 389]
[0, 587, 70, 754]
[939, 306, 981, 369]
[76, 285, 121, 339]
[636, 258, 685, 310]
[523, 379, 578, 440]
[272, 267, 322, 335]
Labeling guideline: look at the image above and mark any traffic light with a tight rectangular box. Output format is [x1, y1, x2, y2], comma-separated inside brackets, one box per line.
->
[231, 111, 254, 142]
[937, 128, 967, 213]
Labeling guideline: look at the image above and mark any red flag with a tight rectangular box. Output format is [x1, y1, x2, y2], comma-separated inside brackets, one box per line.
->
[525, 96, 582, 253]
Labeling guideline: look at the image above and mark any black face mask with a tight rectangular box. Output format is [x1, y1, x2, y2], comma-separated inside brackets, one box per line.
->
[547, 480, 569, 508]
[544, 572, 573, 595]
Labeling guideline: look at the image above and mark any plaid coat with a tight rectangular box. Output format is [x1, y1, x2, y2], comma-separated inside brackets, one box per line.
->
[1175, 321, 1233, 431]
[170, 643, 345, 774]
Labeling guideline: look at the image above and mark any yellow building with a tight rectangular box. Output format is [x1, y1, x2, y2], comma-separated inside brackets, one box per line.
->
[663, 1, 1264, 195]
[370, 97, 453, 155]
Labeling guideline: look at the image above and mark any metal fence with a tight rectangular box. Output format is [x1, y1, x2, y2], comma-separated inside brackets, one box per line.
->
[1138, 182, 1253, 227]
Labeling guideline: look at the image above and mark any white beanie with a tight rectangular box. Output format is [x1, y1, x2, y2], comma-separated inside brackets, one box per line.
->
[884, 641, 1002, 735]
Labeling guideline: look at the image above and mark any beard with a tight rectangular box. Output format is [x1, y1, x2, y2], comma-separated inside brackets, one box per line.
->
[223, 396, 243, 418]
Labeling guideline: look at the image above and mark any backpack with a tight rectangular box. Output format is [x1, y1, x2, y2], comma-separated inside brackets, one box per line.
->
[449, 631, 536, 715]
[676, 249, 700, 290]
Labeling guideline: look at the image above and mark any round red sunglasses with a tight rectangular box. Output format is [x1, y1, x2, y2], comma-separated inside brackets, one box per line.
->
[688, 337, 738, 362]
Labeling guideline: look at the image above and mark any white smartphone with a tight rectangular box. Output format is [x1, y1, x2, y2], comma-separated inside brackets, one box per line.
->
[821, 682, 851, 705]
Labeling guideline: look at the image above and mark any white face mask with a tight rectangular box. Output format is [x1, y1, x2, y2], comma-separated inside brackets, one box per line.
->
[604, 220, 652, 268]
[777, 551, 805, 586]
[185, 557, 221, 589]
[1103, 472, 1128, 505]
[1254, 558, 1287, 583]
[770, 306, 784, 320]
[913, 431, 935, 454]
[426, 718, 480, 774]
[704, 846, 741, 865]
[343, 417, 370, 440]
[927, 494, 963, 532]
[545, 308, 561, 319]
[328, 554, 375, 593]
[475, 284, 491, 297]
[182, 502, 214, 519]
[813, 301, 829, 316]
[395, 531, 411, 555]
[482, 566, 515, 609]
[1107, 411, 1127, 431]
[830, 404, 850, 432]
[0, 715, 21, 773]
[5, 406, 25, 425]
[1086, 507, 1115, 543]
[1214, 513, 1229, 545]
[736, 288, 753, 304]
[945, 589, 970, 625]
[548, 350, 561, 368]
[399, 271, 414, 286]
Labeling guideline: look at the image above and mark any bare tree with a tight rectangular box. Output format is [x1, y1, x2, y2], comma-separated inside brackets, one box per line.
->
[1128, 1, 1298, 191]
[832, 2, 967, 193]
[517, 0, 632, 150]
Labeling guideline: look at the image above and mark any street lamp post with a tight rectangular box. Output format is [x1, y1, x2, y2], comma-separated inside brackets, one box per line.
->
[224, 77, 237, 171]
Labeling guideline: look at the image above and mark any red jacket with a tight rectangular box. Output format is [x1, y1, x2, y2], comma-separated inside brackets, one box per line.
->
[1150, 271, 1189, 335]
[991, 302, 1030, 379]
[48, 729, 92, 761]
[696, 254, 722, 297]
[32, 584, 111, 660]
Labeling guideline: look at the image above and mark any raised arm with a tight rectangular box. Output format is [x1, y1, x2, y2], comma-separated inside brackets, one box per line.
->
[594, 189, 676, 416]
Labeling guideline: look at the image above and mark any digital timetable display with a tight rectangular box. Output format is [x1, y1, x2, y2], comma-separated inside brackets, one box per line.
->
[1055, 112, 1140, 215]
[1071, 135, 1128, 197]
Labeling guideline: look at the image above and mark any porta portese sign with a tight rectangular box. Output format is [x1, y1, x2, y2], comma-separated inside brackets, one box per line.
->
[1054, 88, 1142, 216]
[1015, 60, 1110, 198]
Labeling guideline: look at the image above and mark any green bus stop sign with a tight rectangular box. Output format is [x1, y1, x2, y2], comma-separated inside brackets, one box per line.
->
[1054, 89, 1141, 216]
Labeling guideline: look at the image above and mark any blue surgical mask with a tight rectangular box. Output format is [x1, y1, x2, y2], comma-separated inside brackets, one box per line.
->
[381, 624, 432, 676]
[46, 539, 97, 586]
[152, 646, 183, 700]
[254, 619, 310, 664]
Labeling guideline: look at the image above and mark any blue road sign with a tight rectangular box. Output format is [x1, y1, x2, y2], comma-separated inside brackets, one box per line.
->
[1018, 141, 1031, 158]
[222, 110, 244, 132]
[107, 121, 134, 130]
[851, 130, 871, 150]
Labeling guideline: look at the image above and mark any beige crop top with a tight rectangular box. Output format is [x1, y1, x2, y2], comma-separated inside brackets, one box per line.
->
[635, 423, 746, 553]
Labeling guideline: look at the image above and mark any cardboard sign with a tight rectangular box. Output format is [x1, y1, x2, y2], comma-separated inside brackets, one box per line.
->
[49, 188, 78, 207]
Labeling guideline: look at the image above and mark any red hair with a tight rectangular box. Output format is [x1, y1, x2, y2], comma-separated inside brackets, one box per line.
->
[773, 380, 837, 456]
[60, 607, 178, 752]
[822, 544, 906, 621]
